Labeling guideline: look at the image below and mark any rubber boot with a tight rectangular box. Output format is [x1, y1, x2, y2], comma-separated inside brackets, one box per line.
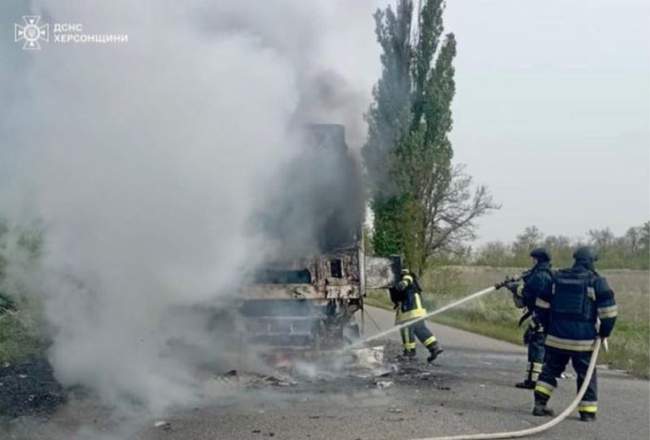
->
[399, 349, 416, 362]
[406, 349, 416, 362]
[532, 403, 555, 417]
[427, 343, 443, 363]
[515, 379, 536, 389]
[579, 412, 597, 422]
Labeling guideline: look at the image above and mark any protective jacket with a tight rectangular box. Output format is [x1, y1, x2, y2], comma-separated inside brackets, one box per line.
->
[394, 273, 427, 324]
[520, 262, 553, 310]
[535, 263, 617, 351]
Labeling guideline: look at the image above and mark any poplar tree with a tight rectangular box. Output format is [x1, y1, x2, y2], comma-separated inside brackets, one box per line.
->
[363, 0, 498, 274]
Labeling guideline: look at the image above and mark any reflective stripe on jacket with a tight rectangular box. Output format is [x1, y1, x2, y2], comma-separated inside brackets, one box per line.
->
[536, 264, 618, 351]
[396, 292, 427, 323]
[394, 274, 427, 324]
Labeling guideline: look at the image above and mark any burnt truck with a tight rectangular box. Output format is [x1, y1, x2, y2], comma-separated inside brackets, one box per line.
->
[238, 124, 400, 352]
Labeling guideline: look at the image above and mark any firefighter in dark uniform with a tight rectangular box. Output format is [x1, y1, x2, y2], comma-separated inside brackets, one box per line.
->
[506, 247, 553, 389]
[532, 246, 618, 421]
[390, 269, 443, 362]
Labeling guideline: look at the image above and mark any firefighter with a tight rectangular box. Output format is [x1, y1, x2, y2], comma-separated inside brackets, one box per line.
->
[532, 246, 618, 421]
[505, 247, 553, 389]
[390, 269, 443, 362]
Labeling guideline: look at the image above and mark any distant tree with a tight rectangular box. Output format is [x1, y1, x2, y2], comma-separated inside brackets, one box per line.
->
[511, 226, 544, 265]
[471, 223, 649, 270]
[542, 234, 574, 267]
[588, 228, 616, 249]
[363, 0, 498, 274]
[474, 241, 511, 267]
[624, 226, 642, 254]
[636, 221, 650, 253]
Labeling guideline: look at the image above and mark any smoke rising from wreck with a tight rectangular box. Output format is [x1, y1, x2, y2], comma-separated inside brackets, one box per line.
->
[0, 0, 378, 421]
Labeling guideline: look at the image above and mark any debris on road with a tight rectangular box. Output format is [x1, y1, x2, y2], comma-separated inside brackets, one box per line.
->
[353, 346, 384, 369]
[201, 339, 449, 406]
[0, 357, 66, 418]
[154, 420, 172, 431]
[375, 380, 394, 390]
[263, 375, 296, 387]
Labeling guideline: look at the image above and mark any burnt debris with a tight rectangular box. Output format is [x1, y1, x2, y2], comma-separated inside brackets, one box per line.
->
[0, 357, 66, 418]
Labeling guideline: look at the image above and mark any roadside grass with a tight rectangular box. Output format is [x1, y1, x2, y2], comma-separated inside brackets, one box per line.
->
[367, 266, 650, 379]
[0, 299, 45, 364]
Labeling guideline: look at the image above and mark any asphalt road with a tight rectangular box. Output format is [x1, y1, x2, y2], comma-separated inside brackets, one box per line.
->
[6, 306, 649, 440]
[132, 306, 649, 440]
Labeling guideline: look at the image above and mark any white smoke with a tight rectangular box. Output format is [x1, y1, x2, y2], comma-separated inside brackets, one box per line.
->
[0, 0, 381, 421]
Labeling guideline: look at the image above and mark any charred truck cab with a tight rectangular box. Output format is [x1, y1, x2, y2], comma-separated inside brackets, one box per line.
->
[241, 249, 365, 349]
[238, 124, 399, 352]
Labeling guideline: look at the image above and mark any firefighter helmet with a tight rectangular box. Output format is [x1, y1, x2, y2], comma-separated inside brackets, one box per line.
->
[573, 246, 598, 262]
[530, 247, 551, 262]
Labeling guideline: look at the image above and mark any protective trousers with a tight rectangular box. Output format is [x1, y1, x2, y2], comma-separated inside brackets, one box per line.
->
[525, 328, 545, 382]
[400, 320, 437, 352]
[534, 347, 598, 415]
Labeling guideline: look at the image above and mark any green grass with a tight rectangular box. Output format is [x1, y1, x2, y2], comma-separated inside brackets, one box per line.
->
[367, 266, 650, 379]
[0, 315, 42, 363]
[0, 299, 45, 364]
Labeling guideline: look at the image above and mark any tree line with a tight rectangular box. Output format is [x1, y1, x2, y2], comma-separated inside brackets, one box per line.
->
[470, 223, 650, 270]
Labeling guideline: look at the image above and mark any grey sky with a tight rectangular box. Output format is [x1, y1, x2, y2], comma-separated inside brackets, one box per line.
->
[444, 0, 650, 243]
[313, 0, 650, 243]
[2, 0, 649, 245]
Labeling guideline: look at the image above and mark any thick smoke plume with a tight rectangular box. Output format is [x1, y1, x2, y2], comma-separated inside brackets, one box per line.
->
[0, 0, 379, 423]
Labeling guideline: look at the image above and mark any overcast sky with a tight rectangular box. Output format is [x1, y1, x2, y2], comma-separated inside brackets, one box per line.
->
[283, 0, 650, 244]
[3, 0, 649, 245]
[444, 0, 650, 243]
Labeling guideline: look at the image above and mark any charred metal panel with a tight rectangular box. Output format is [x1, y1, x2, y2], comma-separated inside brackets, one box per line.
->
[364, 256, 402, 289]
[243, 247, 361, 300]
[242, 300, 320, 346]
[241, 284, 319, 300]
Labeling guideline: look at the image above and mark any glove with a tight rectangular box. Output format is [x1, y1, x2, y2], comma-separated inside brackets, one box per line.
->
[505, 281, 520, 295]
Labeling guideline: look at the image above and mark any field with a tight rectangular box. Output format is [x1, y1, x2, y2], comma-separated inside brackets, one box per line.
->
[366, 266, 650, 378]
[0, 299, 44, 365]
[2, 266, 648, 378]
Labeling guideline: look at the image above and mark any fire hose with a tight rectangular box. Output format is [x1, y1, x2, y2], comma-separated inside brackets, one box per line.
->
[351, 285, 499, 348]
[415, 339, 602, 440]
[349, 284, 604, 440]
